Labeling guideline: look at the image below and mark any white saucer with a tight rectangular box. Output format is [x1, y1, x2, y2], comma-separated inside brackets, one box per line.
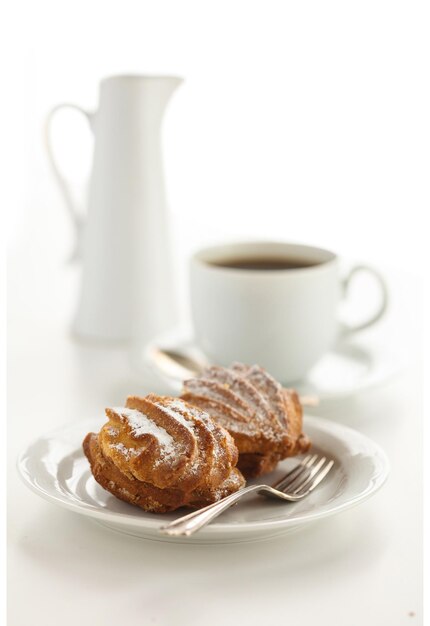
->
[17, 415, 389, 544]
[137, 328, 406, 401]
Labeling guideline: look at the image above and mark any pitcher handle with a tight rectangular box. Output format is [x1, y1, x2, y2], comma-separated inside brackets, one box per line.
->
[44, 103, 94, 261]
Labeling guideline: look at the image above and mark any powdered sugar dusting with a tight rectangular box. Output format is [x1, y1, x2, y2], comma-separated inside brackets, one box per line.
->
[184, 364, 288, 442]
[112, 407, 176, 457]
[154, 398, 224, 467]
[241, 364, 287, 426]
[152, 399, 195, 433]
[110, 442, 139, 460]
[153, 399, 208, 472]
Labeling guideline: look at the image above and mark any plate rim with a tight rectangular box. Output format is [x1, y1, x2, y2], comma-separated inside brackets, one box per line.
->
[17, 414, 390, 535]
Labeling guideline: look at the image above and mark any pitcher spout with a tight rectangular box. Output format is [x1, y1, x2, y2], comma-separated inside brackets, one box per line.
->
[149, 75, 183, 107]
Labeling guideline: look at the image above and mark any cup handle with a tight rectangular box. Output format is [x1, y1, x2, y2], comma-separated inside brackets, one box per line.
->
[44, 103, 95, 261]
[341, 264, 389, 334]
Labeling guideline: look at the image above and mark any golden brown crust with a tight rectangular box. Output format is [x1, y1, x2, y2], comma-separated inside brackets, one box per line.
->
[83, 394, 245, 513]
[182, 363, 311, 478]
[236, 453, 280, 478]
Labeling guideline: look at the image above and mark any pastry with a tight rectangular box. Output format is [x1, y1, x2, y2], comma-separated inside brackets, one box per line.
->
[181, 363, 311, 478]
[83, 394, 245, 513]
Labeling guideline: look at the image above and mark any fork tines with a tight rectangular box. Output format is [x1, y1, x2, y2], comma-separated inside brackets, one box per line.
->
[273, 454, 334, 497]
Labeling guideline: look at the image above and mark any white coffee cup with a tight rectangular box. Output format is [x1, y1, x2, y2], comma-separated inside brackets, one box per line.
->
[190, 241, 388, 383]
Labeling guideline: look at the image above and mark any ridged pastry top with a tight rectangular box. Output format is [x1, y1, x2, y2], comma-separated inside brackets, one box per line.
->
[182, 363, 302, 455]
[98, 394, 239, 493]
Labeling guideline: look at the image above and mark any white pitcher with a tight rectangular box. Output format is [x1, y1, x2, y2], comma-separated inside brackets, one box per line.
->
[45, 74, 183, 343]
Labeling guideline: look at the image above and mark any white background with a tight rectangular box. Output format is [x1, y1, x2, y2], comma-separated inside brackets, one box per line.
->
[5, 0, 428, 333]
[3, 1, 428, 625]
[6, 0, 429, 272]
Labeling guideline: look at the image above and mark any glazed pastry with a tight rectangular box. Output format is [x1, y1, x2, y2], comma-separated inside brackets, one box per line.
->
[83, 394, 245, 513]
[181, 363, 311, 478]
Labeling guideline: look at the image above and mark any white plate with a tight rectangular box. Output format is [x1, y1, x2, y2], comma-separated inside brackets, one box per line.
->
[135, 328, 406, 401]
[17, 415, 389, 544]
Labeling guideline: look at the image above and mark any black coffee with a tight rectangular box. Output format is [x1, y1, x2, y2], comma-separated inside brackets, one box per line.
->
[208, 256, 318, 271]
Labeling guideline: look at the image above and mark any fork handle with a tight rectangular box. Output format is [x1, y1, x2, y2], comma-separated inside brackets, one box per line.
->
[159, 484, 262, 536]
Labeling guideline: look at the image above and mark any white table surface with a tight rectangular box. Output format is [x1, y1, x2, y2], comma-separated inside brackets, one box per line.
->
[8, 250, 422, 626]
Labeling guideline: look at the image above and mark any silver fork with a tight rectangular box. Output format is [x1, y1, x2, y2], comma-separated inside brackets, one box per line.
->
[159, 454, 334, 537]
